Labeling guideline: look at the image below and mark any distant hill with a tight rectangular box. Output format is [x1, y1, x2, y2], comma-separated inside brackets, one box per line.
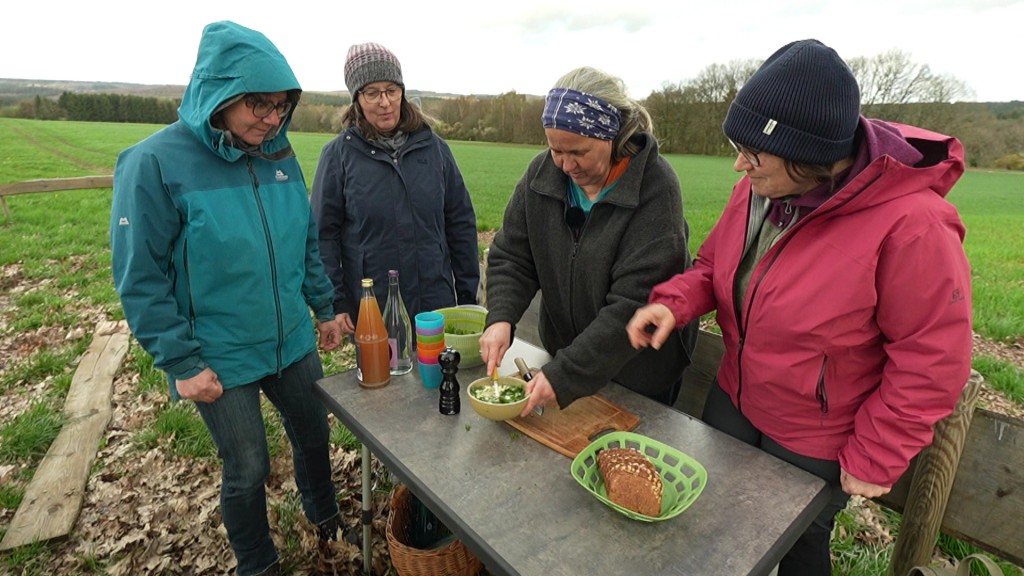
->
[0, 78, 494, 107]
[0, 78, 186, 102]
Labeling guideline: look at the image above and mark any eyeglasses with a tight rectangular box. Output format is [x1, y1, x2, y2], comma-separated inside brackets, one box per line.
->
[728, 139, 761, 168]
[245, 96, 293, 119]
[359, 85, 403, 103]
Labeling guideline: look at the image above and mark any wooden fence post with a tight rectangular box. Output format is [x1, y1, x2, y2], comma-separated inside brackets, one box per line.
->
[888, 370, 984, 576]
[0, 176, 113, 222]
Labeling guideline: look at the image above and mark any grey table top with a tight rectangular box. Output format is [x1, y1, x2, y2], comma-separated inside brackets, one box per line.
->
[315, 339, 829, 576]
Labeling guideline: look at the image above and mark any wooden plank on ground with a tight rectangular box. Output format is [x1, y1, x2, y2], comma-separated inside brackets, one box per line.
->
[0, 320, 129, 550]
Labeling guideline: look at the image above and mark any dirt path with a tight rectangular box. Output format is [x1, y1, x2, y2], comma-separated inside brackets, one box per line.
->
[10, 125, 109, 173]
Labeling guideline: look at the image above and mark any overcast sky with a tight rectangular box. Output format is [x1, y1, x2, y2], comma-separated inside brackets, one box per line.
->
[4, 0, 1020, 102]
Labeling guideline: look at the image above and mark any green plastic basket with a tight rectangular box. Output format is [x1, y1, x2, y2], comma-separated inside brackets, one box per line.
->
[571, 431, 708, 522]
[434, 305, 486, 368]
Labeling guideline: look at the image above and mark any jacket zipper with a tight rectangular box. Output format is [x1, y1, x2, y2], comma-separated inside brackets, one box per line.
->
[735, 243, 786, 412]
[733, 186, 860, 412]
[247, 158, 285, 376]
[565, 198, 590, 335]
[184, 238, 196, 337]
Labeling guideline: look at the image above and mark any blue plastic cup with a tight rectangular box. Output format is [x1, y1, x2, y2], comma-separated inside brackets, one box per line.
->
[415, 311, 445, 332]
[419, 361, 443, 389]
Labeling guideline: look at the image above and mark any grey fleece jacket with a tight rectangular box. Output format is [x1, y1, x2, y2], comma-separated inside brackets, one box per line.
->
[486, 134, 697, 408]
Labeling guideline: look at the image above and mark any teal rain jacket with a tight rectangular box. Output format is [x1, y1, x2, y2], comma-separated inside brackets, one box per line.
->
[110, 21, 335, 399]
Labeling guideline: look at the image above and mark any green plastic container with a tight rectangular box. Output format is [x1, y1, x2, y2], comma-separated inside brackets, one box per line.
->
[434, 305, 487, 368]
[571, 431, 708, 522]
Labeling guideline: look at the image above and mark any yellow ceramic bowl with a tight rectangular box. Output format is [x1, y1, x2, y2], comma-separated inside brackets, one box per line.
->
[467, 376, 530, 421]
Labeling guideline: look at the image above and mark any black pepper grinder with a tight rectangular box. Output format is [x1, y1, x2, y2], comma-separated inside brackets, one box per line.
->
[438, 346, 461, 415]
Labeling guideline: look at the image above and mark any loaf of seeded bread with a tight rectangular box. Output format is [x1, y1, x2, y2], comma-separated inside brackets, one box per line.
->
[597, 447, 663, 517]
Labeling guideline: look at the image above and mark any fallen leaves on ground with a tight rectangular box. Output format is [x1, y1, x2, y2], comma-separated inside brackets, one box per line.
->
[7, 352, 398, 575]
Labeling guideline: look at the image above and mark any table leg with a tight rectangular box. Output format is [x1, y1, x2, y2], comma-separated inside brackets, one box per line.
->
[362, 443, 371, 575]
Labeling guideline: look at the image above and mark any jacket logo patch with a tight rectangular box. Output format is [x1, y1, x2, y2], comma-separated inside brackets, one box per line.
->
[950, 288, 964, 303]
[118, 217, 130, 226]
[275, 169, 288, 182]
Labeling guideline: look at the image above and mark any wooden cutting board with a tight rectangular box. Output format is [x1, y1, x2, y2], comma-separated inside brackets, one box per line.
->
[505, 394, 639, 458]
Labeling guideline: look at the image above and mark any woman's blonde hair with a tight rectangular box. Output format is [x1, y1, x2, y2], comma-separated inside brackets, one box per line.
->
[551, 66, 653, 161]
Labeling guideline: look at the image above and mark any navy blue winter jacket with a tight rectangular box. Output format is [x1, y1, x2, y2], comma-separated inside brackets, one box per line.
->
[311, 126, 479, 321]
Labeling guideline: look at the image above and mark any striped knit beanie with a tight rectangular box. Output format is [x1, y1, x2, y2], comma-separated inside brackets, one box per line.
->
[344, 42, 403, 96]
[723, 39, 860, 165]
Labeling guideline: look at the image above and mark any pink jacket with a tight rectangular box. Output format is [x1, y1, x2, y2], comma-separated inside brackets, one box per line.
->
[650, 119, 972, 486]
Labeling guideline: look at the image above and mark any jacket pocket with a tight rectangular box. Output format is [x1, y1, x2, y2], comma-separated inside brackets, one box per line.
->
[815, 356, 829, 414]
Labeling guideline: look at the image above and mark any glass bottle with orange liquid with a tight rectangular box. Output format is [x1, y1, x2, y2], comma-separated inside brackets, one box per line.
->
[355, 278, 391, 388]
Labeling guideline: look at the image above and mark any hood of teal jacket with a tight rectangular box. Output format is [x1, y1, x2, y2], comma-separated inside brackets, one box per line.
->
[178, 20, 301, 162]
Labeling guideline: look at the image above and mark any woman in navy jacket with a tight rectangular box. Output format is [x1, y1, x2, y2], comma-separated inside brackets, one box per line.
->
[312, 42, 479, 331]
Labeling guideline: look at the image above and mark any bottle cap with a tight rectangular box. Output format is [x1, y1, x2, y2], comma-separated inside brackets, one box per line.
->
[361, 278, 373, 287]
[388, 270, 399, 278]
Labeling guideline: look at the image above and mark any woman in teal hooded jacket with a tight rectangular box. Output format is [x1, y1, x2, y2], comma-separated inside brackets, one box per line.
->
[111, 21, 344, 576]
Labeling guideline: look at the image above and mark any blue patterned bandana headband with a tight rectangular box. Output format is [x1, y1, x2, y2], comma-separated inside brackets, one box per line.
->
[542, 88, 621, 141]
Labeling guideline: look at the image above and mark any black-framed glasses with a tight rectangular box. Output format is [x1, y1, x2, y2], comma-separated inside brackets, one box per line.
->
[359, 85, 403, 103]
[728, 139, 761, 167]
[244, 95, 293, 119]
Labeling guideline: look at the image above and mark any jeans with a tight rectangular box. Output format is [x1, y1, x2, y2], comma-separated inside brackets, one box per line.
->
[702, 382, 850, 576]
[195, 351, 338, 576]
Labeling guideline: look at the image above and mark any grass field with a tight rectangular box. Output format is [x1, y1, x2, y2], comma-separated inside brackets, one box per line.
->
[2, 117, 1022, 345]
[1, 117, 1023, 574]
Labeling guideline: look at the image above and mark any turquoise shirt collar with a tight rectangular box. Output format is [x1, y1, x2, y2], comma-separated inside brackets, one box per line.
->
[568, 179, 618, 213]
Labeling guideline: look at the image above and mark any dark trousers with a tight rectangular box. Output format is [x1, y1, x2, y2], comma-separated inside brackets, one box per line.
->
[702, 382, 850, 576]
[195, 351, 338, 576]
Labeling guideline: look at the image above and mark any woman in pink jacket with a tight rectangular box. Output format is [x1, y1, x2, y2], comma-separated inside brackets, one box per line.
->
[627, 39, 972, 576]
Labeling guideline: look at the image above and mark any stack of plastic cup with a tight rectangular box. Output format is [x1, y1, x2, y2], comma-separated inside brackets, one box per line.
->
[414, 311, 445, 389]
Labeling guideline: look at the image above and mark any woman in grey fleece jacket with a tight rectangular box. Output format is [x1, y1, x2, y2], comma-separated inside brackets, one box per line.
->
[481, 66, 698, 416]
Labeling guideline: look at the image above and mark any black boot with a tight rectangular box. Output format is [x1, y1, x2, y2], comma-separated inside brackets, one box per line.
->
[317, 514, 360, 546]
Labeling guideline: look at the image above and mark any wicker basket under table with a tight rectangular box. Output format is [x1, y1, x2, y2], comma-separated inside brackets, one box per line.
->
[386, 484, 483, 576]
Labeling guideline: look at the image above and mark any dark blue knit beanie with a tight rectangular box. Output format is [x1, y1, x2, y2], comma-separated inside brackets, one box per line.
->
[723, 39, 860, 165]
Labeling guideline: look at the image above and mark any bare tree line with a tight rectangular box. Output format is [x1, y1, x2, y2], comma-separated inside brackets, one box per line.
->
[626, 50, 1019, 168]
[408, 49, 1020, 168]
